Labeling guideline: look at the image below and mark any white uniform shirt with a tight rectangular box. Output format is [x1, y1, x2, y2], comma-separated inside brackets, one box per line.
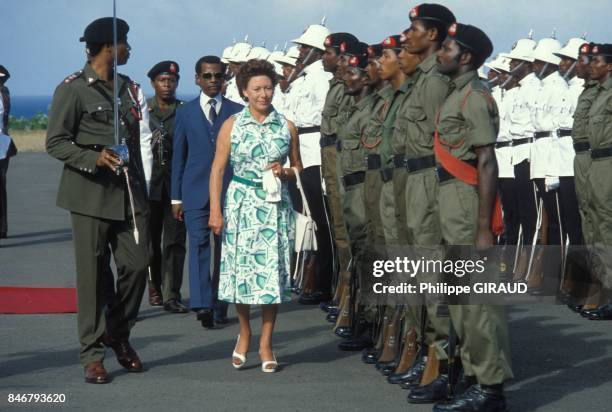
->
[509, 72, 540, 166]
[224, 77, 243, 104]
[272, 84, 287, 117]
[284, 59, 331, 169]
[493, 86, 514, 178]
[530, 71, 566, 178]
[553, 76, 584, 176]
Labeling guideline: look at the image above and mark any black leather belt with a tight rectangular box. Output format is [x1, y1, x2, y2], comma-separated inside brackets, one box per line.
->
[591, 147, 612, 159]
[365, 154, 382, 170]
[557, 129, 572, 137]
[335, 140, 342, 152]
[406, 155, 436, 173]
[435, 159, 477, 183]
[573, 141, 591, 153]
[77, 143, 104, 152]
[393, 154, 406, 168]
[380, 168, 394, 182]
[534, 131, 552, 139]
[343, 171, 366, 188]
[495, 141, 512, 148]
[513, 137, 533, 146]
[320, 134, 337, 148]
[298, 126, 321, 135]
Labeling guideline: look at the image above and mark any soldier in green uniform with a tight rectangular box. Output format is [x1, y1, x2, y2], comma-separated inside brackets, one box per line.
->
[582, 44, 612, 320]
[398, 4, 455, 397]
[335, 42, 387, 342]
[334, 43, 379, 351]
[382, 35, 425, 385]
[46, 17, 151, 384]
[431, 23, 513, 411]
[146, 61, 188, 313]
[318, 32, 358, 310]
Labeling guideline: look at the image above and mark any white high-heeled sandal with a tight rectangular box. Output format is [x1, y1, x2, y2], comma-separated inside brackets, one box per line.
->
[232, 335, 247, 370]
[259, 351, 278, 373]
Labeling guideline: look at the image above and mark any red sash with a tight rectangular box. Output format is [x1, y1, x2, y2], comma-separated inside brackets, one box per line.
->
[433, 124, 504, 237]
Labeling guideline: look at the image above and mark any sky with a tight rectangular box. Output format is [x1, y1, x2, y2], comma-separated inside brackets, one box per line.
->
[1, 0, 610, 97]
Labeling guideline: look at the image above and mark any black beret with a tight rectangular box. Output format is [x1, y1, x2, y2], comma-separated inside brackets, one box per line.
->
[592, 43, 612, 57]
[79, 17, 129, 43]
[347, 54, 369, 70]
[579, 42, 593, 56]
[0, 65, 9, 81]
[447, 23, 493, 62]
[147, 60, 180, 80]
[367, 43, 383, 58]
[340, 41, 369, 59]
[324, 33, 359, 51]
[409, 3, 456, 26]
[381, 35, 403, 51]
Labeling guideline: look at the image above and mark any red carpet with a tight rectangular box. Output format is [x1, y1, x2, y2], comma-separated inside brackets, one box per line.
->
[0, 287, 77, 314]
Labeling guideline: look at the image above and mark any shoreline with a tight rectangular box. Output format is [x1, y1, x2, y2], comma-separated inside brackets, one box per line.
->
[8, 130, 46, 152]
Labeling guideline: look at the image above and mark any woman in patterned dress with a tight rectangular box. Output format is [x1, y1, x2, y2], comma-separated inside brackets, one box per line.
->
[209, 59, 302, 372]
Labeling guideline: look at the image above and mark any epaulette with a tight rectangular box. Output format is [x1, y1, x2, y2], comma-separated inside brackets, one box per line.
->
[63, 70, 83, 83]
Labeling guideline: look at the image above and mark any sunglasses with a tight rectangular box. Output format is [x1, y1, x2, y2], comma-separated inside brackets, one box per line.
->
[200, 72, 224, 79]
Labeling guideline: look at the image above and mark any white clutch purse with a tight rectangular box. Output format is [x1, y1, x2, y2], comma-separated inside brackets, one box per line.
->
[292, 167, 318, 252]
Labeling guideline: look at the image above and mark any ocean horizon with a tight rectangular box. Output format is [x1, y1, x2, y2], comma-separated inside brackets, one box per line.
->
[10, 94, 199, 119]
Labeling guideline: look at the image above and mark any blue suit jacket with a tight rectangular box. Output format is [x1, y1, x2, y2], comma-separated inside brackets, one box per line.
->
[171, 96, 243, 211]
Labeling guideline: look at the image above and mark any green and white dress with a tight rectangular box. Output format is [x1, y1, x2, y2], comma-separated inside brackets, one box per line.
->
[218, 107, 295, 304]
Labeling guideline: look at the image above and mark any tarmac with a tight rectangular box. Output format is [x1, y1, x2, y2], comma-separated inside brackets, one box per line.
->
[1, 153, 612, 411]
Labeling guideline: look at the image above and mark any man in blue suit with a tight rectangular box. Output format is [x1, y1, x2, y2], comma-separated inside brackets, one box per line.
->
[171, 55, 243, 328]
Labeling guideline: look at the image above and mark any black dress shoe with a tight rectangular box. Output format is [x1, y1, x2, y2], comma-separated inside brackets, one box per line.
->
[376, 360, 395, 371]
[380, 362, 398, 376]
[568, 304, 583, 313]
[163, 299, 189, 313]
[338, 335, 373, 351]
[399, 356, 427, 389]
[334, 326, 352, 339]
[388, 369, 415, 384]
[433, 384, 507, 412]
[581, 306, 601, 318]
[408, 374, 449, 404]
[587, 304, 612, 320]
[320, 300, 337, 313]
[196, 309, 214, 328]
[362, 348, 378, 364]
[326, 311, 339, 323]
[454, 374, 478, 396]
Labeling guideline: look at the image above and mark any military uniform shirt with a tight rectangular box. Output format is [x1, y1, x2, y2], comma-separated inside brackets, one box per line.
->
[224, 77, 243, 105]
[572, 79, 599, 143]
[390, 74, 419, 156]
[340, 93, 376, 175]
[530, 71, 566, 178]
[284, 60, 332, 168]
[587, 77, 612, 149]
[403, 54, 450, 158]
[509, 72, 540, 166]
[321, 78, 352, 138]
[46, 63, 153, 220]
[362, 85, 394, 156]
[494, 86, 514, 178]
[436, 70, 499, 161]
[147, 97, 183, 201]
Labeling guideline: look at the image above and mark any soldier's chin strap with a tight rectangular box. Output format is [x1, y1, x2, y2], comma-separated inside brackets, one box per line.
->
[500, 60, 525, 89]
[287, 47, 316, 83]
[563, 60, 578, 82]
[538, 62, 550, 79]
[111, 0, 139, 244]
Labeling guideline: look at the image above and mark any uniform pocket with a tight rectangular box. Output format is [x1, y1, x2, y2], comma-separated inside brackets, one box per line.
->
[85, 101, 113, 123]
[341, 138, 364, 172]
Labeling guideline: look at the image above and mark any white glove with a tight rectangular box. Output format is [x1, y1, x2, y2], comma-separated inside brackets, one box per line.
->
[262, 169, 281, 202]
[544, 176, 560, 192]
